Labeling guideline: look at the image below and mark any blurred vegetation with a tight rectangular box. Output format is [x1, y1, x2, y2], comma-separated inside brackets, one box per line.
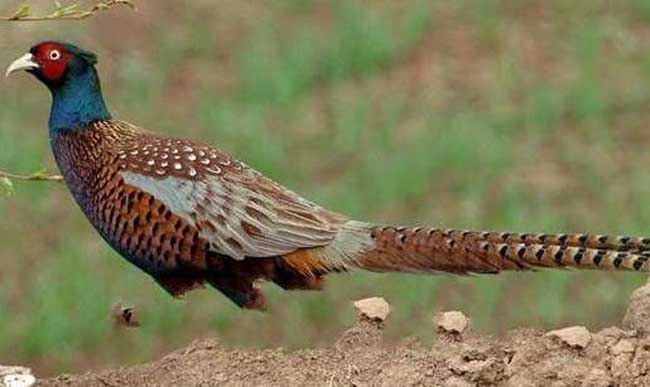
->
[0, 0, 133, 21]
[2, 0, 650, 375]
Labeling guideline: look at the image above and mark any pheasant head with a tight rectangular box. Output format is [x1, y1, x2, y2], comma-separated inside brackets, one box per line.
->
[6, 41, 110, 133]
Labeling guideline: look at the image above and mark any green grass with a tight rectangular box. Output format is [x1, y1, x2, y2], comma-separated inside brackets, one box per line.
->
[1, 0, 650, 375]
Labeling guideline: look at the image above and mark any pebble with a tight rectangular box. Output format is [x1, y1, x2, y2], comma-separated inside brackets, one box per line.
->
[353, 297, 391, 322]
[545, 326, 591, 349]
[0, 366, 35, 387]
[435, 311, 470, 334]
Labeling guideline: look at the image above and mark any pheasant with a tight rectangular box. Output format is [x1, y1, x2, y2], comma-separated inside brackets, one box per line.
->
[6, 41, 650, 310]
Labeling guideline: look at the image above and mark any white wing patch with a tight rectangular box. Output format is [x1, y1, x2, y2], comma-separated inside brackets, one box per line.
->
[121, 172, 197, 217]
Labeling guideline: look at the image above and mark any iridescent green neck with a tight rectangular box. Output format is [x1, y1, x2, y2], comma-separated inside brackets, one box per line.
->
[48, 66, 111, 135]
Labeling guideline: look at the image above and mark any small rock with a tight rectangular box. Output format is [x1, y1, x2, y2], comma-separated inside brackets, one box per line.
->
[545, 326, 591, 349]
[3, 374, 36, 387]
[623, 279, 650, 334]
[353, 297, 390, 322]
[610, 339, 636, 355]
[451, 359, 490, 374]
[435, 311, 470, 334]
[0, 366, 35, 387]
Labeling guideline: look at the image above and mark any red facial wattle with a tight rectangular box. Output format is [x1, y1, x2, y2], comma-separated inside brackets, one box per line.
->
[33, 43, 71, 82]
[41, 58, 68, 82]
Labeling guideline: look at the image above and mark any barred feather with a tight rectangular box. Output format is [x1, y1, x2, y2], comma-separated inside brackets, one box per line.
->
[346, 226, 650, 274]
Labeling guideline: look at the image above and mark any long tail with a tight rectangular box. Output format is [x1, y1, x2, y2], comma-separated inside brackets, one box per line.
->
[287, 221, 650, 275]
[357, 224, 650, 273]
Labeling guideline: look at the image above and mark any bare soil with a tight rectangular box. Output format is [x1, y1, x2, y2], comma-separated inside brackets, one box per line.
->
[35, 282, 650, 387]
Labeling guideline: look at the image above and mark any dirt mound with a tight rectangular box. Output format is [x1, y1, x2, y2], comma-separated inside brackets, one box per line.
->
[17, 283, 650, 386]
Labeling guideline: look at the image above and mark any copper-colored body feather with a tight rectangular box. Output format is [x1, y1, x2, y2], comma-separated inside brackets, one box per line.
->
[50, 120, 650, 310]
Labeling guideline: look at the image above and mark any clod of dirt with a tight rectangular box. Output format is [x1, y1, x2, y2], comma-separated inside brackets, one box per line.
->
[435, 311, 470, 334]
[337, 297, 389, 349]
[0, 366, 35, 387]
[623, 279, 650, 334]
[545, 326, 591, 349]
[112, 303, 140, 328]
[353, 297, 390, 322]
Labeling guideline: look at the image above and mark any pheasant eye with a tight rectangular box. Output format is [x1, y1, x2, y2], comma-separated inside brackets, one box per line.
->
[49, 50, 61, 61]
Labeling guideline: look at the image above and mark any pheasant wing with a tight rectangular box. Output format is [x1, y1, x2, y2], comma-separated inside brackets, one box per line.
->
[117, 133, 344, 260]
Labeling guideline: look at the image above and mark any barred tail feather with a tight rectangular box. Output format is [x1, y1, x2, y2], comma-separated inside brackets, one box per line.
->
[458, 230, 650, 255]
[349, 225, 650, 274]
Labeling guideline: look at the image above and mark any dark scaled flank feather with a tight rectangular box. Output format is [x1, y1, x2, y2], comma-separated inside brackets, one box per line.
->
[14, 41, 650, 311]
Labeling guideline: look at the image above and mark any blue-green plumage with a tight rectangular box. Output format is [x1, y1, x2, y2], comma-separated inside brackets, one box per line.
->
[48, 64, 111, 134]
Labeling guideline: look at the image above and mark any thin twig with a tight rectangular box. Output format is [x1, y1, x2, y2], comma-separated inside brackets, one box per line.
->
[0, 0, 135, 22]
[0, 169, 63, 182]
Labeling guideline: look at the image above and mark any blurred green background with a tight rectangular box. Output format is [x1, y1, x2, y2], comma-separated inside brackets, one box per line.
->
[2, 0, 650, 375]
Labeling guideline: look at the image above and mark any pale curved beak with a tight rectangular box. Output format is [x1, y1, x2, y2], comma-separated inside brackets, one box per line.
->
[5, 53, 39, 77]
